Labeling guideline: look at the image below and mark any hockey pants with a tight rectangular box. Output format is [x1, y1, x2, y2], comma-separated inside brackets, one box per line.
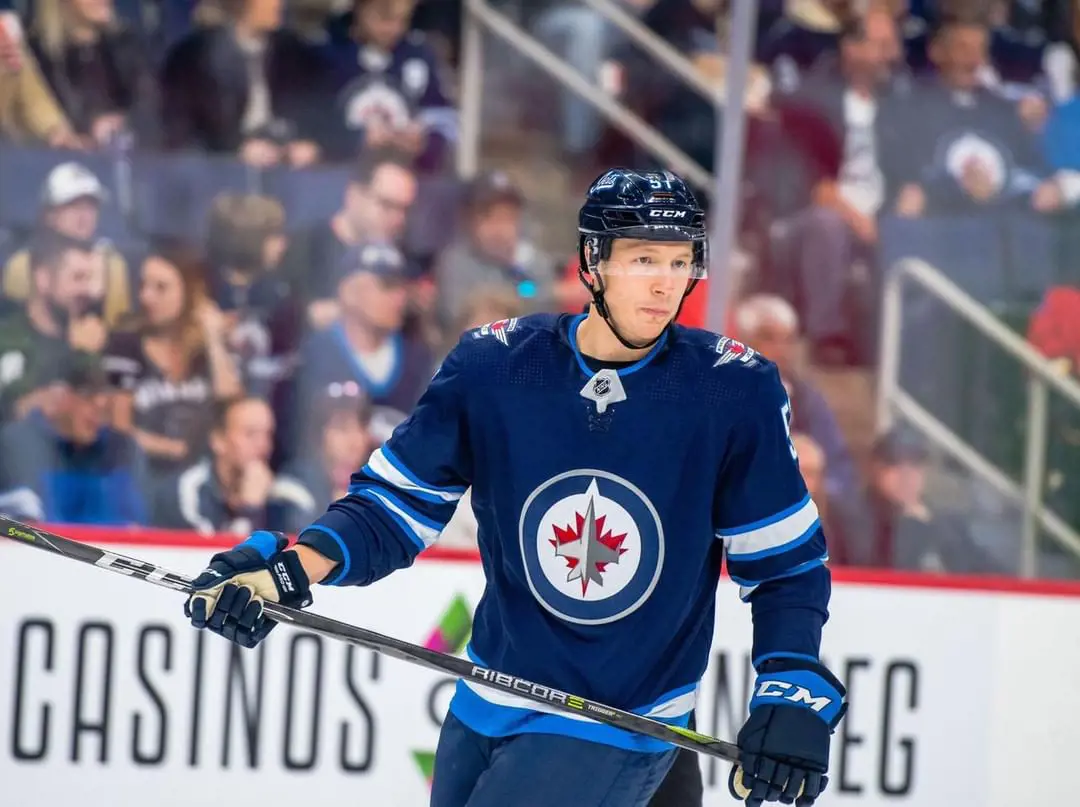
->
[430, 711, 677, 807]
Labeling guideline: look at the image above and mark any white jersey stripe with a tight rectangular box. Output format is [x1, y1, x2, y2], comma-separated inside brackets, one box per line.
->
[720, 496, 820, 559]
[365, 447, 464, 504]
[362, 489, 442, 547]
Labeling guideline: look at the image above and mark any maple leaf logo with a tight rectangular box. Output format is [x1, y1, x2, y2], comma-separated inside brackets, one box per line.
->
[549, 480, 628, 595]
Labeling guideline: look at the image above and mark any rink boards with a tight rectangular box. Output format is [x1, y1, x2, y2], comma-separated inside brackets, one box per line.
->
[2, 529, 1079, 806]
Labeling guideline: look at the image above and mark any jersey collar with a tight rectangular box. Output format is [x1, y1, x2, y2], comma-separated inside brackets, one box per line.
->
[567, 312, 669, 378]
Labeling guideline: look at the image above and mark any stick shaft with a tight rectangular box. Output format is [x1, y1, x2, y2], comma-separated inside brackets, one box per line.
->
[1, 516, 740, 762]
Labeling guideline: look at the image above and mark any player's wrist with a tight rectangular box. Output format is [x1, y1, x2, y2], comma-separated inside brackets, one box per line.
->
[291, 542, 338, 585]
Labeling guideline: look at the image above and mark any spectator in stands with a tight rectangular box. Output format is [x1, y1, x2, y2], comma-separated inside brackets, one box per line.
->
[759, 0, 850, 95]
[0, 12, 83, 146]
[868, 425, 1003, 572]
[279, 147, 418, 329]
[734, 293, 867, 527]
[293, 240, 434, 437]
[611, 0, 771, 180]
[883, 9, 1062, 217]
[1043, 0, 1078, 105]
[0, 230, 106, 420]
[103, 244, 242, 480]
[792, 429, 871, 565]
[1040, 6, 1080, 208]
[434, 171, 551, 335]
[26, 0, 155, 147]
[3, 161, 130, 326]
[203, 192, 300, 398]
[317, 0, 457, 169]
[159, 0, 326, 165]
[268, 380, 374, 533]
[454, 283, 526, 336]
[0, 351, 147, 525]
[767, 4, 898, 360]
[154, 395, 276, 534]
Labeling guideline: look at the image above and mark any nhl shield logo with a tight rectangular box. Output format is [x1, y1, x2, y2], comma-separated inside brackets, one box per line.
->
[519, 470, 665, 625]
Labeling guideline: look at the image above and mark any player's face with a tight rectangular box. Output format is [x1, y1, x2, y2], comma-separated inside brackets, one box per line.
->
[595, 239, 694, 342]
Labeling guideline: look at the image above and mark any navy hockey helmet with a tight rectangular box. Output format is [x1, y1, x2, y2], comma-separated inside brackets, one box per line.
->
[577, 168, 708, 349]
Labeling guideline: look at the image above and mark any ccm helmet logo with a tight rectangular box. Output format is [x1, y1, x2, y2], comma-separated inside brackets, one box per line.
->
[649, 209, 687, 219]
[756, 680, 832, 712]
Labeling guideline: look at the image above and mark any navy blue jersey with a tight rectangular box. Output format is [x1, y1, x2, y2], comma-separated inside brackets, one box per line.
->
[299, 314, 831, 752]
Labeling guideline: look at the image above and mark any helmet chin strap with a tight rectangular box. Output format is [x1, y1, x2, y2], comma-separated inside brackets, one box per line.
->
[587, 271, 699, 353]
[577, 238, 700, 353]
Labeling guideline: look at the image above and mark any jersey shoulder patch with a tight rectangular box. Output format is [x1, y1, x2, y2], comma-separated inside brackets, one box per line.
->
[469, 317, 520, 347]
[711, 335, 760, 369]
[671, 325, 761, 371]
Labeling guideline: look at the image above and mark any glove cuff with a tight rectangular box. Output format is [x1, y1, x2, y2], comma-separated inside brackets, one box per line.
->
[270, 549, 314, 609]
[751, 661, 847, 730]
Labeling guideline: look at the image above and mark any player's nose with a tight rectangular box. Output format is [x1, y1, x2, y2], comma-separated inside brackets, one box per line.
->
[651, 273, 678, 294]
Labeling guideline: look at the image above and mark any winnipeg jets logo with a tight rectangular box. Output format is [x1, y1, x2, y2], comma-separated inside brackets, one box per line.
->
[550, 480, 629, 595]
[520, 470, 664, 625]
[713, 336, 758, 368]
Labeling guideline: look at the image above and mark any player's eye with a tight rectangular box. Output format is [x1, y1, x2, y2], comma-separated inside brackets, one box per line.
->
[632, 255, 654, 265]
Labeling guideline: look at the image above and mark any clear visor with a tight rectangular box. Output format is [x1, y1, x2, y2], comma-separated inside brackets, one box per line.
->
[594, 254, 708, 280]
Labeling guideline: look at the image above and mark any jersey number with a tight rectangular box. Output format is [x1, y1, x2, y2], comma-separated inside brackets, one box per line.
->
[781, 402, 797, 460]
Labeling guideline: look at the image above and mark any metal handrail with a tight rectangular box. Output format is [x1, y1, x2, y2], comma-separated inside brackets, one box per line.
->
[458, 0, 712, 189]
[877, 257, 1080, 576]
[577, 0, 724, 106]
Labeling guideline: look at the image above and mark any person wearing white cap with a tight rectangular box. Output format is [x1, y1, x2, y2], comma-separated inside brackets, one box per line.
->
[2, 160, 130, 325]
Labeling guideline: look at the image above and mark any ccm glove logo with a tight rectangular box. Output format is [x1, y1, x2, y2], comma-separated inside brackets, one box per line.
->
[273, 561, 296, 593]
[755, 679, 833, 712]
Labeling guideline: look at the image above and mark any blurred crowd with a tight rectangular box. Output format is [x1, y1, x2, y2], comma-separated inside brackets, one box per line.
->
[0, 0, 1077, 578]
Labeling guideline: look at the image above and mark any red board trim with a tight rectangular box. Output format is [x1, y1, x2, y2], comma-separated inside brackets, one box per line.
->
[11, 523, 1080, 598]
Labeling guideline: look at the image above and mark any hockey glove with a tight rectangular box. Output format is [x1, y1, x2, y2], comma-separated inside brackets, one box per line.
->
[729, 659, 847, 807]
[184, 531, 312, 648]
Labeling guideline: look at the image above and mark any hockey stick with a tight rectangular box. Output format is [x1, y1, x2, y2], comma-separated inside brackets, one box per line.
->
[1, 515, 741, 763]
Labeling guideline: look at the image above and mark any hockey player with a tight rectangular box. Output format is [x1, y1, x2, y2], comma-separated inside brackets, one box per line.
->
[184, 168, 847, 807]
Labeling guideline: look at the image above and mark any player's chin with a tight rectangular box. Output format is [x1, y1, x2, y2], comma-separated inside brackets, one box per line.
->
[629, 309, 675, 342]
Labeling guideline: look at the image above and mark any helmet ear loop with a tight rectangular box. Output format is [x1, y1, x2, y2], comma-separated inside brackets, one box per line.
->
[578, 236, 610, 318]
